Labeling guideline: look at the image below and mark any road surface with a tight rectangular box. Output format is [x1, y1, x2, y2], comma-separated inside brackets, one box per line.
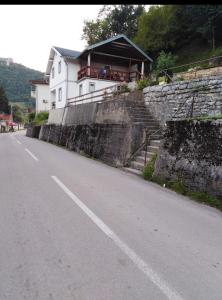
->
[0, 131, 222, 300]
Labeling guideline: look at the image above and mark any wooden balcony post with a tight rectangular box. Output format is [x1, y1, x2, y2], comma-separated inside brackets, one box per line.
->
[87, 53, 91, 76]
[141, 61, 144, 79]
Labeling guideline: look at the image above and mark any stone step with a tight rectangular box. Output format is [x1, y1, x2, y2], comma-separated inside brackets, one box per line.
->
[132, 118, 159, 124]
[146, 145, 159, 153]
[134, 155, 152, 164]
[140, 151, 157, 159]
[149, 134, 163, 140]
[123, 167, 142, 176]
[130, 161, 144, 171]
[131, 114, 157, 120]
[150, 140, 161, 147]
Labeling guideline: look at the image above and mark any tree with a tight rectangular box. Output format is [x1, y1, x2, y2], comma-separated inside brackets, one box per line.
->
[12, 104, 24, 124]
[0, 85, 10, 114]
[134, 5, 177, 57]
[183, 5, 222, 51]
[82, 5, 145, 46]
[155, 51, 177, 81]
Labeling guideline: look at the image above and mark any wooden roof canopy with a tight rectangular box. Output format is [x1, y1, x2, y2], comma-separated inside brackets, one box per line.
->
[78, 34, 153, 63]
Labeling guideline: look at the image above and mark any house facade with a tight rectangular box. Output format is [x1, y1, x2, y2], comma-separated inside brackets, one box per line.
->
[45, 34, 153, 109]
[30, 80, 50, 113]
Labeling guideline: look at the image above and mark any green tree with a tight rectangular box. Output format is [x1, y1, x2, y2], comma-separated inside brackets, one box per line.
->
[0, 85, 10, 114]
[155, 51, 177, 81]
[12, 104, 24, 123]
[183, 5, 222, 50]
[134, 5, 177, 57]
[82, 5, 145, 46]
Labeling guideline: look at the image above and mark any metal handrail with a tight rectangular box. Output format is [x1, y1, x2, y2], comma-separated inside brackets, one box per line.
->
[126, 91, 197, 167]
[160, 56, 222, 76]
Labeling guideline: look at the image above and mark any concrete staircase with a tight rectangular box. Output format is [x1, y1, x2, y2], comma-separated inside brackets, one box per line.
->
[124, 139, 162, 176]
[123, 100, 163, 176]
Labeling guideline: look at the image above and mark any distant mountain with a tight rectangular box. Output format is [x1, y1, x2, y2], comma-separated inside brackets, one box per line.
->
[0, 61, 44, 108]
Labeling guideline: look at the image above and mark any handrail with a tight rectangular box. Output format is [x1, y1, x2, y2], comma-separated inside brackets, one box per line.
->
[159, 55, 222, 82]
[67, 82, 131, 106]
[77, 66, 141, 81]
[126, 91, 197, 167]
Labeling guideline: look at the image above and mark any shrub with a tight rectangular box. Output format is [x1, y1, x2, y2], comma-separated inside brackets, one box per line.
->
[33, 111, 49, 125]
[113, 84, 131, 96]
[168, 180, 187, 195]
[187, 191, 222, 210]
[136, 78, 158, 90]
[143, 153, 157, 180]
[155, 51, 177, 82]
[28, 112, 35, 123]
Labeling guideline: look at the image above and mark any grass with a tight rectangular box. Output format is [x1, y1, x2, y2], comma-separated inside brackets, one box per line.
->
[143, 153, 157, 180]
[142, 154, 222, 211]
[187, 114, 222, 121]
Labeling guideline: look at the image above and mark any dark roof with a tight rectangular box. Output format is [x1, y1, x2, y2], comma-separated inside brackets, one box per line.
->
[53, 46, 81, 58]
[29, 79, 48, 85]
[78, 34, 153, 62]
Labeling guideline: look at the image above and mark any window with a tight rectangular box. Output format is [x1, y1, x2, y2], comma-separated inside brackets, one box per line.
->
[31, 85, 36, 92]
[79, 84, 83, 96]
[52, 67, 55, 78]
[58, 61, 61, 73]
[58, 88, 62, 101]
[89, 82, 95, 93]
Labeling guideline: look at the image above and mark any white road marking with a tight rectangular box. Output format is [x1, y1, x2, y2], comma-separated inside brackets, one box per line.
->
[25, 148, 39, 161]
[15, 138, 22, 144]
[51, 175, 183, 300]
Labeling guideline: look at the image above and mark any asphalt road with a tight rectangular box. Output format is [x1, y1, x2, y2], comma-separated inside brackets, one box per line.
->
[0, 130, 222, 300]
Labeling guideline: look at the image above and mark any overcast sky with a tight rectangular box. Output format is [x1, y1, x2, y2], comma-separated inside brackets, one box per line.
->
[0, 5, 104, 73]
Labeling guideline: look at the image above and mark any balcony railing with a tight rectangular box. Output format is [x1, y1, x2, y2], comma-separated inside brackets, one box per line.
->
[77, 66, 141, 82]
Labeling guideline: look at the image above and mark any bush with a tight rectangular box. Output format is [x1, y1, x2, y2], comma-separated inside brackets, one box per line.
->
[33, 111, 49, 125]
[136, 78, 158, 90]
[28, 112, 35, 123]
[113, 84, 131, 96]
[155, 51, 177, 81]
[168, 180, 187, 195]
[143, 153, 157, 180]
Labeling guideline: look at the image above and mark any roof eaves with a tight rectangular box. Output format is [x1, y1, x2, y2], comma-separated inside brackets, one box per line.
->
[78, 34, 153, 62]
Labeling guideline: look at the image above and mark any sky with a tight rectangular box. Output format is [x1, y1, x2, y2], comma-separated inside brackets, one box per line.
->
[0, 5, 104, 73]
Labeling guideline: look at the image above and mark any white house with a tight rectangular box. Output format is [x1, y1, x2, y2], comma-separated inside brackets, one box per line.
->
[30, 80, 50, 113]
[45, 34, 153, 108]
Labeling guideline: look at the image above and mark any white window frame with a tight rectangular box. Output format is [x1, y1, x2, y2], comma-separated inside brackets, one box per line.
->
[58, 61, 61, 73]
[52, 67, 55, 78]
[89, 82, 95, 93]
[79, 84, 83, 96]
[58, 87, 62, 102]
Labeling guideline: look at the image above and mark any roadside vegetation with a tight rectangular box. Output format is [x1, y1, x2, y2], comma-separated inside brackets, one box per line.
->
[143, 154, 222, 211]
[31, 111, 49, 125]
[83, 5, 222, 88]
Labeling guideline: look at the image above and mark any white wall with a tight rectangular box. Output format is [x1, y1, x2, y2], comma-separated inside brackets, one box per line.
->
[35, 84, 50, 113]
[49, 51, 81, 108]
[49, 53, 66, 88]
[76, 78, 118, 96]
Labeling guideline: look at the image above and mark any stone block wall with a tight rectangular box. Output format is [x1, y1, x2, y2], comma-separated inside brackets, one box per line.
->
[143, 75, 222, 125]
[26, 125, 41, 138]
[154, 120, 222, 198]
[38, 123, 144, 167]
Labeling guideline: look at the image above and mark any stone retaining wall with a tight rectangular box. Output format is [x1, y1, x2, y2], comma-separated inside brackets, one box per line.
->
[26, 125, 41, 138]
[154, 119, 222, 198]
[143, 75, 222, 125]
[37, 123, 144, 167]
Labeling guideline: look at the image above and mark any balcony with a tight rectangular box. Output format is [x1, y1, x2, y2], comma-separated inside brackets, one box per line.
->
[78, 66, 141, 82]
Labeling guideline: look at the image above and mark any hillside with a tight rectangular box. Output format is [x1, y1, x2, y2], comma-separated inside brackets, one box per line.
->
[0, 62, 44, 108]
